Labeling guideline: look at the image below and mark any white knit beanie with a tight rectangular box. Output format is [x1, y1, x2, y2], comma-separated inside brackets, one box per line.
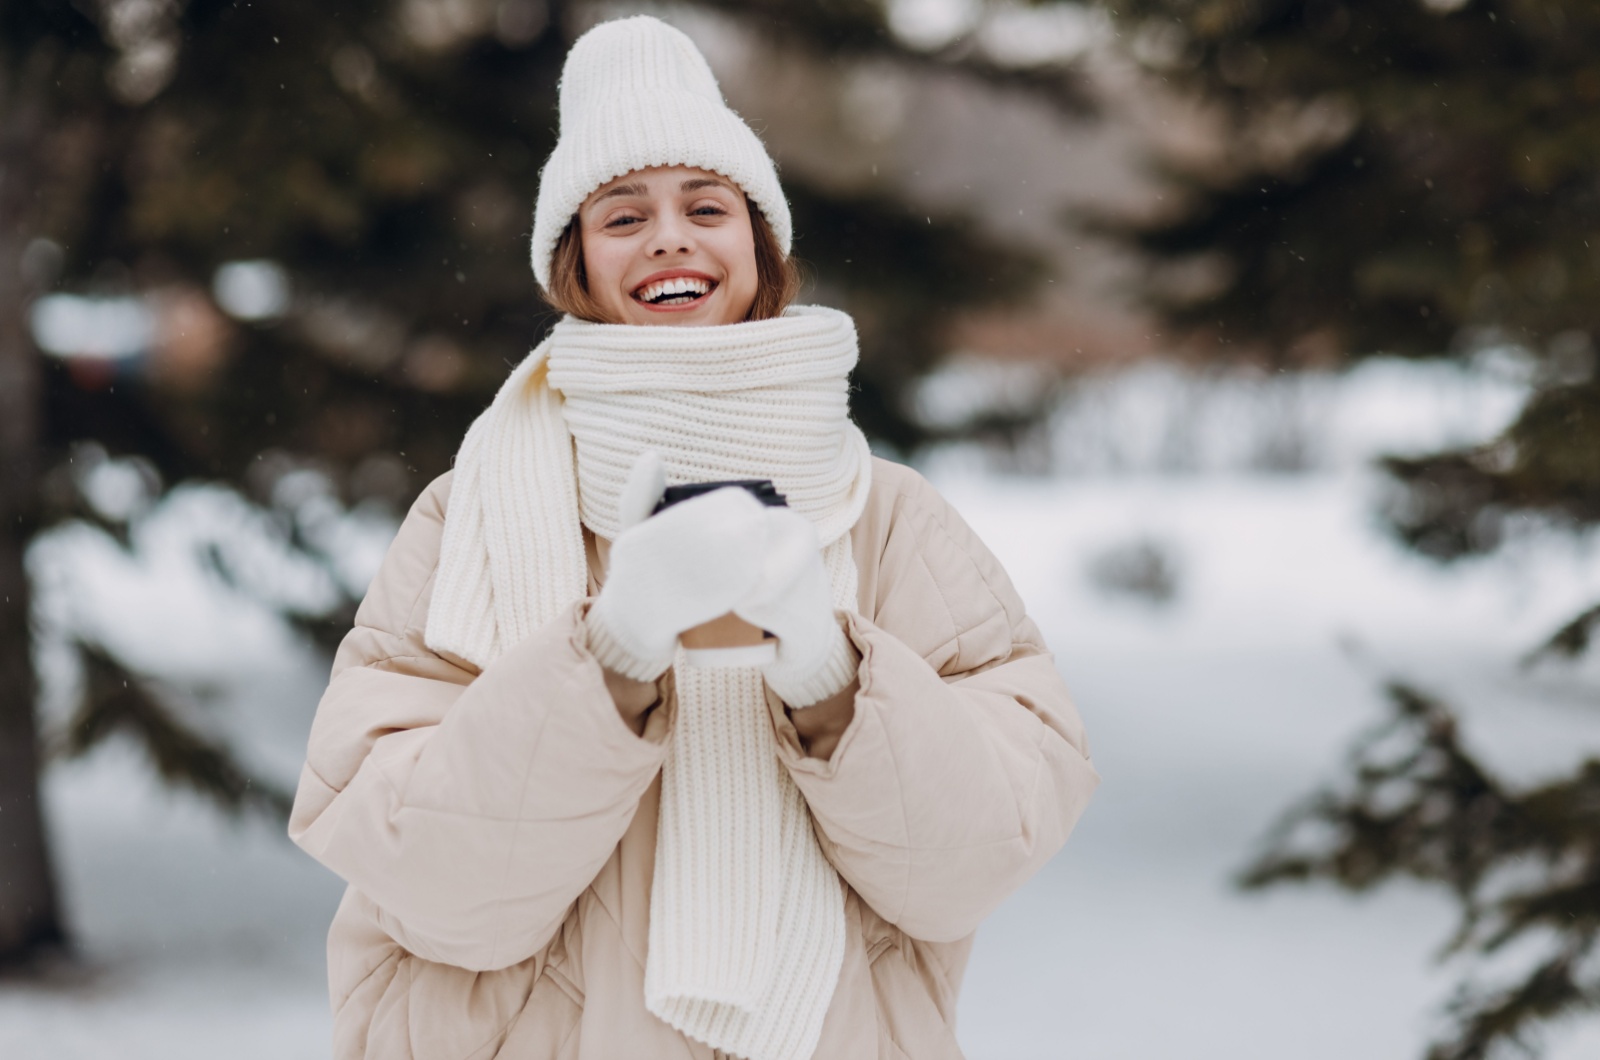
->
[530, 15, 793, 292]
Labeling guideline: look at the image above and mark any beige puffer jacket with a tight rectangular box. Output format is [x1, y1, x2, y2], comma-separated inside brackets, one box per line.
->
[288, 457, 1100, 1059]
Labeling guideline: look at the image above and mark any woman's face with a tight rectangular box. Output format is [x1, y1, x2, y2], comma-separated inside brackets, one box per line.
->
[576, 165, 759, 326]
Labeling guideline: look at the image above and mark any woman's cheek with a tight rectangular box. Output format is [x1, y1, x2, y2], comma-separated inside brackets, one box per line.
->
[583, 242, 633, 322]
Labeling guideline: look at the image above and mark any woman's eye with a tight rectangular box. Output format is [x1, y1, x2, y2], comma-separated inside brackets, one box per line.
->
[605, 214, 644, 228]
[691, 205, 727, 217]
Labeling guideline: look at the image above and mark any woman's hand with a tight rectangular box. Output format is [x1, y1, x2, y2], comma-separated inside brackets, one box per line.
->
[585, 452, 769, 684]
[737, 507, 861, 711]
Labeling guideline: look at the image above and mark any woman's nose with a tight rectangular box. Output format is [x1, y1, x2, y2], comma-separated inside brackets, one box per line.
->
[649, 214, 694, 257]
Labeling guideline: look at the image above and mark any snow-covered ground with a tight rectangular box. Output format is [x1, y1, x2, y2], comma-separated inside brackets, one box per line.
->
[6, 357, 1600, 1059]
[947, 471, 1600, 1060]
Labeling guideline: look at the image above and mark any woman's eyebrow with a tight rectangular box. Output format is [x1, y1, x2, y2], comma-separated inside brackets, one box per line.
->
[680, 177, 731, 193]
[595, 181, 649, 201]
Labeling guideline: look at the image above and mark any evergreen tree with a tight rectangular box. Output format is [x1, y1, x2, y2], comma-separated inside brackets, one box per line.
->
[1096, 0, 1599, 365]
[1090, 1, 1600, 1054]
[0, 1, 68, 966]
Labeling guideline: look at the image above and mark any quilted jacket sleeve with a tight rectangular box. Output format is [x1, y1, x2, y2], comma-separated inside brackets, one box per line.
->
[287, 474, 670, 973]
[771, 465, 1100, 944]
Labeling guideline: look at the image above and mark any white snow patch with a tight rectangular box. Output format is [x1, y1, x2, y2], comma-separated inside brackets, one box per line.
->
[916, 355, 1530, 477]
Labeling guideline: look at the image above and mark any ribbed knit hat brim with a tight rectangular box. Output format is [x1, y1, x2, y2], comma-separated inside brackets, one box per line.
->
[530, 16, 792, 291]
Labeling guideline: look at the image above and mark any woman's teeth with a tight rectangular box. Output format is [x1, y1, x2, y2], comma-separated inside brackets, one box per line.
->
[636, 277, 713, 305]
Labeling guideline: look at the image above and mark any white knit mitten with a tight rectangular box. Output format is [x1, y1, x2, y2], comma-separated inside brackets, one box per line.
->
[587, 454, 769, 680]
[736, 508, 859, 707]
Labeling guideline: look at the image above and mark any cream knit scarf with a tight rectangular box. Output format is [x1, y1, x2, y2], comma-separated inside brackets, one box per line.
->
[426, 305, 871, 1060]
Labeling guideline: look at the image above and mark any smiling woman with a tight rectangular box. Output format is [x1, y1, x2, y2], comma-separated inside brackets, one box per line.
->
[545, 165, 800, 326]
[288, 14, 1098, 1060]
[579, 167, 758, 323]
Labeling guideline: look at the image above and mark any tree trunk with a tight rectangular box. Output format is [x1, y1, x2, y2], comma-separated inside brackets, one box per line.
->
[0, 48, 65, 967]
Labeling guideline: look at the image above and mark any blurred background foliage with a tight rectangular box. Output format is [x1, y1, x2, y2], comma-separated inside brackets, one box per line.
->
[1088, 2, 1600, 1056]
[1098, 0, 1600, 366]
[2, 1, 1598, 1056]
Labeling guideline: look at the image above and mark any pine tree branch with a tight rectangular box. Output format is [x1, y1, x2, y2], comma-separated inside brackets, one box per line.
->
[1239, 678, 1600, 1058]
[52, 641, 293, 823]
[1521, 603, 1600, 668]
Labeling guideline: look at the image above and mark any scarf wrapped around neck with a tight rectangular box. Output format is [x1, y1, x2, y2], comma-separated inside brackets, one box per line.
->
[426, 304, 872, 1060]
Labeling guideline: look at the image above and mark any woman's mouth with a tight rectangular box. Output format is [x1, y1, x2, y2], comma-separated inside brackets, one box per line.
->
[632, 276, 717, 309]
